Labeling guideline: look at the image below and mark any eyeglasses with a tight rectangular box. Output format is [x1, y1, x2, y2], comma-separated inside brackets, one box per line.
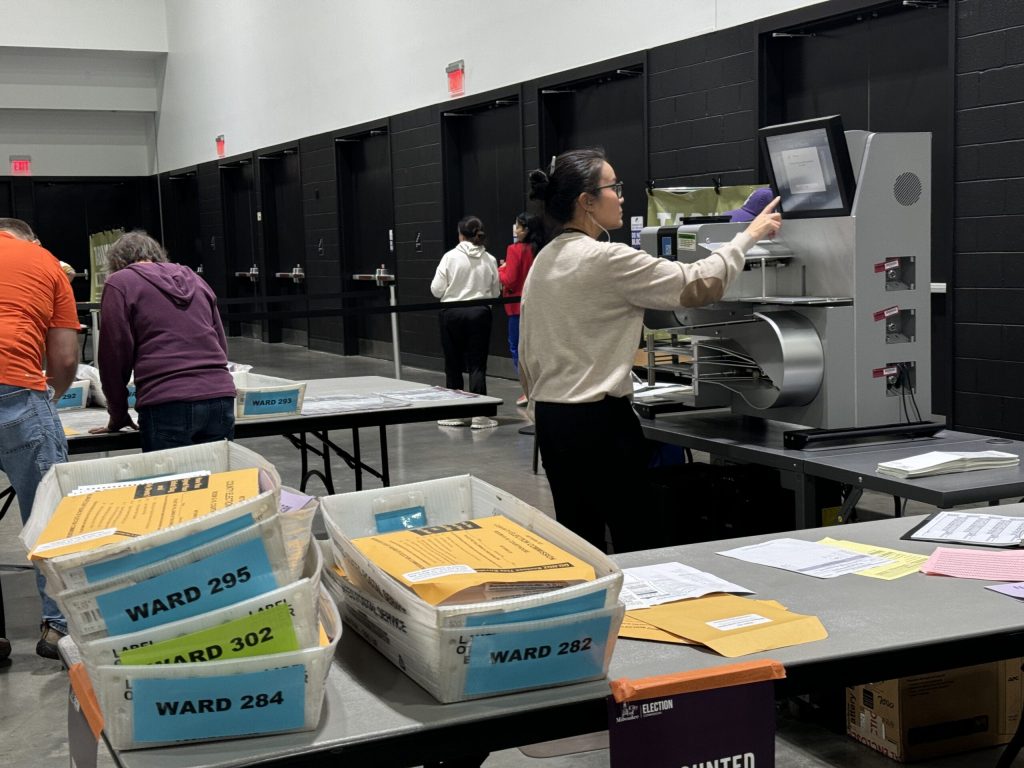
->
[593, 181, 624, 198]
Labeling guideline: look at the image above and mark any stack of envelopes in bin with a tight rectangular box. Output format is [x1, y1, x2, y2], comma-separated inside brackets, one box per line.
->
[20, 441, 339, 750]
[319, 474, 625, 703]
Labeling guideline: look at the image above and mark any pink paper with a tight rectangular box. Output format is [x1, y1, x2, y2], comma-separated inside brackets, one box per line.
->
[920, 547, 1024, 581]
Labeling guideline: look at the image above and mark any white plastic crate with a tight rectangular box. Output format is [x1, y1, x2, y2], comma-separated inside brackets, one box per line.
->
[79, 545, 323, 669]
[21, 442, 282, 591]
[91, 585, 340, 750]
[56, 379, 91, 410]
[320, 475, 623, 630]
[318, 476, 625, 702]
[57, 515, 306, 643]
[321, 543, 622, 703]
[231, 372, 306, 420]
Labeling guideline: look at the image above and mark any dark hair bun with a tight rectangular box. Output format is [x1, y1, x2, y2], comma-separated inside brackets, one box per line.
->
[528, 169, 549, 201]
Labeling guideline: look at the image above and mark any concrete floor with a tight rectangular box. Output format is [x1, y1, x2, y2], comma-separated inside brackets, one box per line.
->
[0, 338, 1021, 767]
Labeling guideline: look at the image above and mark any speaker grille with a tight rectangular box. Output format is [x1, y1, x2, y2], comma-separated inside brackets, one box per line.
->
[894, 172, 922, 206]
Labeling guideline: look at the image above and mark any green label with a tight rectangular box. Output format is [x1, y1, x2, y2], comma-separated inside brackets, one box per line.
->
[677, 232, 697, 252]
[119, 603, 300, 665]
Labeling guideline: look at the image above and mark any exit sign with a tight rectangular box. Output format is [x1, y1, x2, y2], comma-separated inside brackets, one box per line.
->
[446, 60, 465, 98]
[10, 156, 31, 176]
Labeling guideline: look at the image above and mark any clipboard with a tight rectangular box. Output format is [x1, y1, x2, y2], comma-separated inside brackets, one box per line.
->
[901, 510, 1024, 548]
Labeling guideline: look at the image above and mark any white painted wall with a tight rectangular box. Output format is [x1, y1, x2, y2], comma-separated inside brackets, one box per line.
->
[157, 0, 827, 171]
[0, 0, 167, 51]
[0, 110, 157, 176]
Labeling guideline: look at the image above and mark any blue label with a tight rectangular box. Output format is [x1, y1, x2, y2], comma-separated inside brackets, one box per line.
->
[58, 387, 84, 409]
[132, 664, 306, 743]
[465, 590, 607, 628]
[463, 614, 611, 696]
[374, 505, 427, 533]
[95, 537, 277, 635]
[127, 384, 136, 408]
[83, 513, 254, 584]
[242, 389, 300, 415]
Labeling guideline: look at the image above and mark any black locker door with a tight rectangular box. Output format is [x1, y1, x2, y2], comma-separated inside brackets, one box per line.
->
[337, 131, 394, 354]
[762, 5, 951, 415]
[259, 150, 306, 344]
[161, 172, 202, 270]
[443, 101, 522, 359]
[220, 160, 260, 338]
[540, 72, 646, 247]
[0, 181, 12, 217]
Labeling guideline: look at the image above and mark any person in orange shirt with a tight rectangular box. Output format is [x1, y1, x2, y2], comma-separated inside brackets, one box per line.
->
[498, 213, 543, 407]
[0, 218, 80, 661]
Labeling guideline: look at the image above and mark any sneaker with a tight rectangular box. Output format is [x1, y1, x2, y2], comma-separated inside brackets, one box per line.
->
[516, 394, 528, 407]
[437, 418, 470, 427]
[470, 416, 499, 430]
[0, 636, 10, 661]
[36, 623, 66, 660]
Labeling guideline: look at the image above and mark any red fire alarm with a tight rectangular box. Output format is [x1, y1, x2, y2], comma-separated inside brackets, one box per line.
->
[10, 155, 32, 176]
[446, 60, 465, 98]
[215, 135, 226, 158]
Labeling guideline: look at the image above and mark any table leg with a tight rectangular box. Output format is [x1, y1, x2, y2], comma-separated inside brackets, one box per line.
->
[352, 428, 362, 491]
[379, 426, 390, 487]
[837, 486, 863, 524]
[790, 470, 819, 529]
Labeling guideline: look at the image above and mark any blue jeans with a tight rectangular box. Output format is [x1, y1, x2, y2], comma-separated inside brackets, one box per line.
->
[507, 314, 521, 375]
[138, 397, 236, 453]
[0, 384, 68, 632]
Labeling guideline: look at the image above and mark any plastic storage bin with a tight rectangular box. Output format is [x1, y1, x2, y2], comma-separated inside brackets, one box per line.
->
[231, 372, 306, 420]
[319, 475, 624, 702]
[91, 585, 340, 750]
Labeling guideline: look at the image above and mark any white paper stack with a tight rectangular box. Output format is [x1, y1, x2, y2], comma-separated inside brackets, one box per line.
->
[876, 450, 1019, 479]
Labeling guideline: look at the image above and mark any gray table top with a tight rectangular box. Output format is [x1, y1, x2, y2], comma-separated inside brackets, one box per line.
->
[102, 512, 1024, 768]
[642, 411, 1024, 508]
[59, 377, 502, 454]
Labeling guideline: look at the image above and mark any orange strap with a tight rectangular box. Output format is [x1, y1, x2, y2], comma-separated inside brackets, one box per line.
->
[609, 659, 786, 703]
[68, 662, 105, 740]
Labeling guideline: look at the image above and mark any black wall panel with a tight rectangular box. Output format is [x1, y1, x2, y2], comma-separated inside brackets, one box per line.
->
[160, 170, 201, 270]
[258, 148, 306, 343]
[197, 161, 227, 300]
[953, 0, 1024, 437]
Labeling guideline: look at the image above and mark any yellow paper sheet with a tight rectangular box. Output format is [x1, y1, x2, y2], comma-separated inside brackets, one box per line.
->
[818, 537, 929, 580]
[63, 426, 80, 436]
[351, 515, 596, 605]
[619, 613, 696, 644]
[119, 603, 299, 665]
[635, 594, 827, 657]
[30, 468, 261, 560]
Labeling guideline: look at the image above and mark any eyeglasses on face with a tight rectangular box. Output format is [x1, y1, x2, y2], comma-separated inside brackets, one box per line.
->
[593, 181, 624, 198]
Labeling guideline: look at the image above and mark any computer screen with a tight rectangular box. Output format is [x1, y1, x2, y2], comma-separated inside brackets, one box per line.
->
[759, 115, 856, 219]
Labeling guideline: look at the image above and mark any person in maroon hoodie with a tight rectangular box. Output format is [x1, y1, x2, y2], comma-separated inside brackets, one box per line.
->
[498, 213, 543, 406]
[88, 231, 236, 452]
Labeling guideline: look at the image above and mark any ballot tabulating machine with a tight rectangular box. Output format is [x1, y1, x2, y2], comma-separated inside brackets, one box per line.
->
[640, 116, 936, 447]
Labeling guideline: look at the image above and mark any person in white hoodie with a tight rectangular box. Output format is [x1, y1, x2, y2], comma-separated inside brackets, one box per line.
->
[430, 215, 500, 428]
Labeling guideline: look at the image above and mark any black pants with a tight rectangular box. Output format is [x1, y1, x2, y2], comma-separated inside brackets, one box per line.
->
[535, 396, 653, 554]
[439, 306, 492, 395]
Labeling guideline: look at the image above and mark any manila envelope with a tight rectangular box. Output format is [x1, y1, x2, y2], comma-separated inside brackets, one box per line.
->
[620, 599, 790, 645]
[636, 594, 827, 657]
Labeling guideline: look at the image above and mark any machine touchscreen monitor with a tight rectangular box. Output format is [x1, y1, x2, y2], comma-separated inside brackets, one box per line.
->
[759, 115, 856, 219]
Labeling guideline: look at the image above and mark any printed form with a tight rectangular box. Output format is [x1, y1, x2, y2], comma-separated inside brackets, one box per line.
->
[717, 538, 892, 579]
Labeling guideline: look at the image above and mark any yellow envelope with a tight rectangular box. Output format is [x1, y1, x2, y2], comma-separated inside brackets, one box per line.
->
[31, 468, 261, 560]
[63, 426, 80, 436]
[352, 515, 596, 605]
[818, 537, 928, 580]
[619, 613, 696, 644]
[636, 594, 827, 657]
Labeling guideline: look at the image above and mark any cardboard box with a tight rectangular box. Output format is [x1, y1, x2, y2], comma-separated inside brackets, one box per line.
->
[847, 658, 1024, 762]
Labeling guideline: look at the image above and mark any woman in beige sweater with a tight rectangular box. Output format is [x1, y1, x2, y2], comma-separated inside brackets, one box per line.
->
[519, 148, 780, 553]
